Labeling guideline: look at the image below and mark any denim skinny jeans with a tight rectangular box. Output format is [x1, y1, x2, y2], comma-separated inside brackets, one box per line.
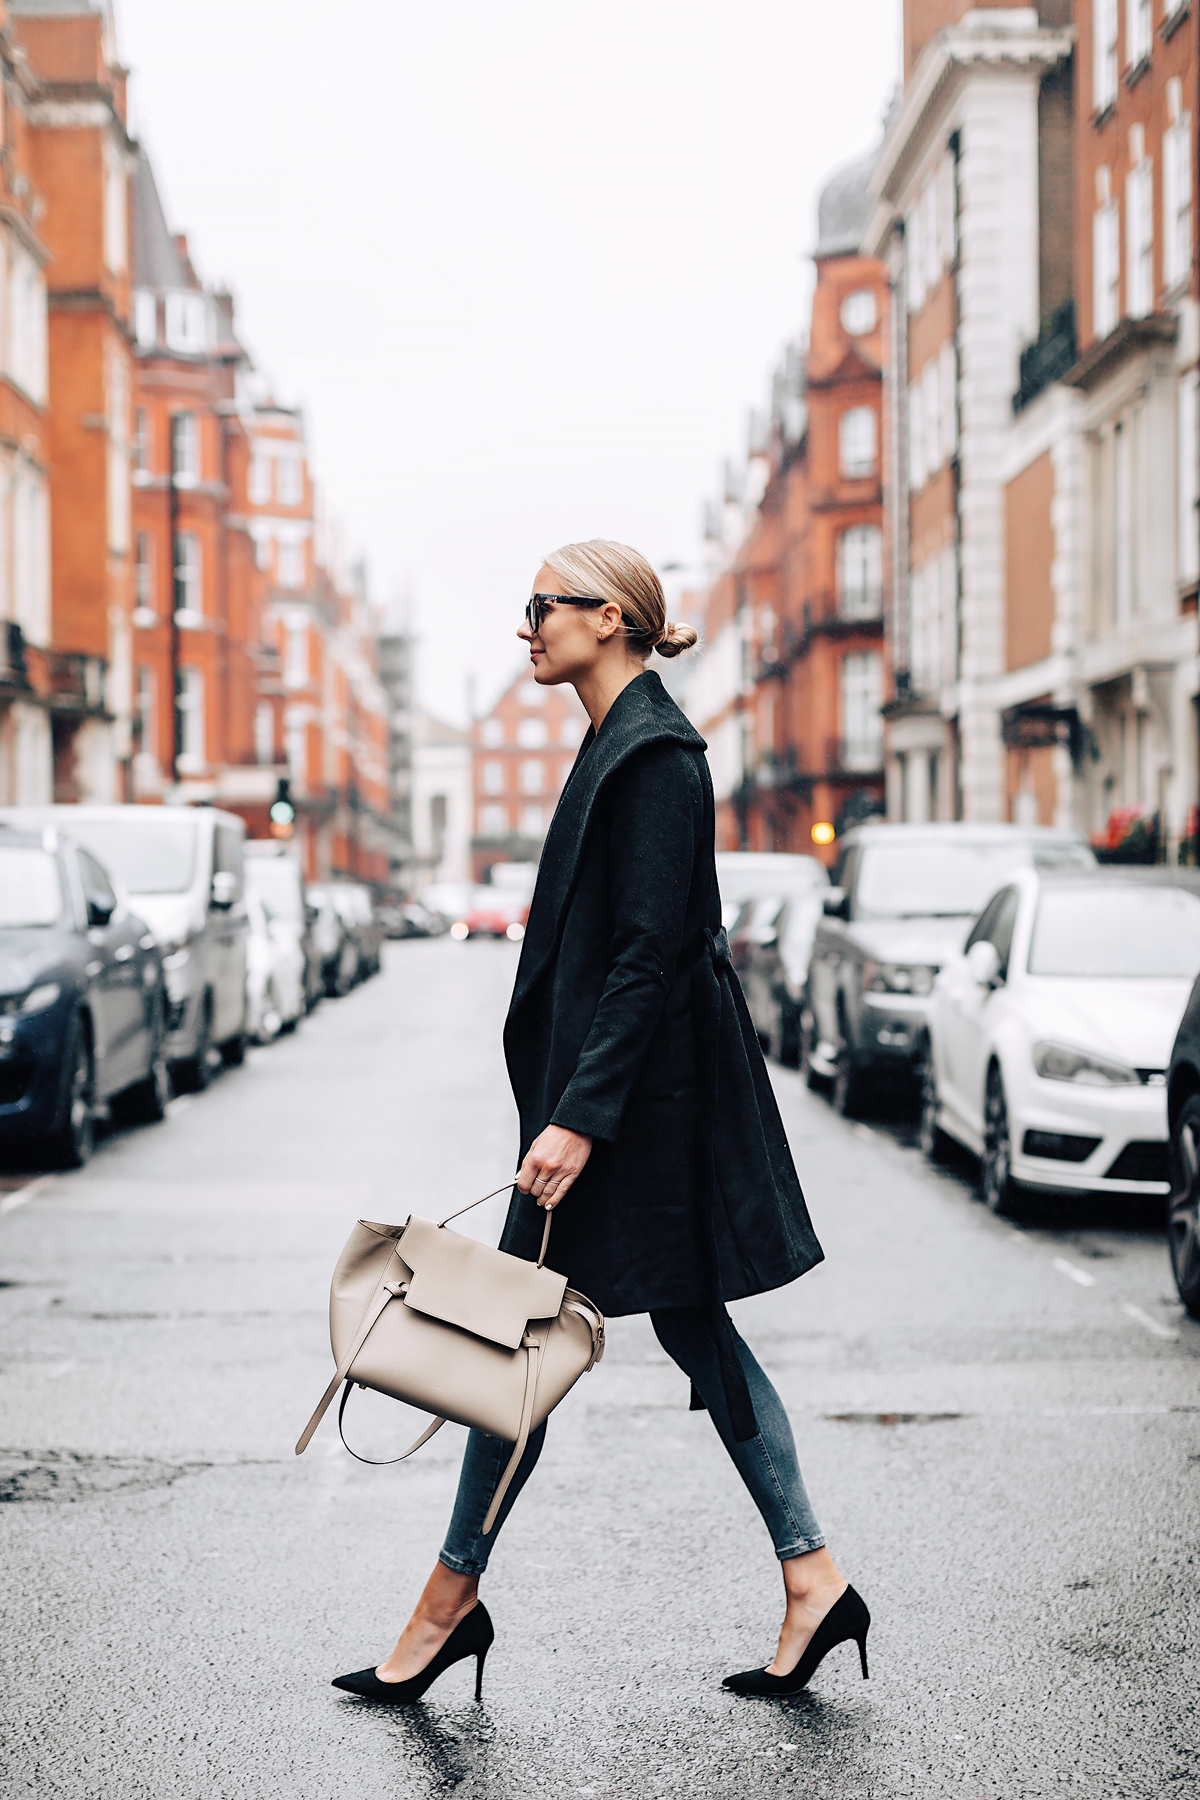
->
[438, 1306, 824, 1577]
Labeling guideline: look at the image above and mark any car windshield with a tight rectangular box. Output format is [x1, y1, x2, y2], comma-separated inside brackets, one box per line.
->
[0, 847, 63, 927]
[70, 820, 197, 895]
[1029, 886, 1200, 977]
[246, 858, 303, 920]
[856, 841, 1053, 919]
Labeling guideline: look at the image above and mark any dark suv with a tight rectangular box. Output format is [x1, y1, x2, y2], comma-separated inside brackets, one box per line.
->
[801, 822, 1094, 1114]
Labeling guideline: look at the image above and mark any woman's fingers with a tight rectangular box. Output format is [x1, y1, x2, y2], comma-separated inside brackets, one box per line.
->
[516, 1126, 594, 1207]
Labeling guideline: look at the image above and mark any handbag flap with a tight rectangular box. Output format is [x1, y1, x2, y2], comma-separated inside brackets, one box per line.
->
[398, 1215, 567, 1350]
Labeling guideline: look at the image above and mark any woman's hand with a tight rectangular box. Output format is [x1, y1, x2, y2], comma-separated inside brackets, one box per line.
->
[516, 1125, 593, 1210]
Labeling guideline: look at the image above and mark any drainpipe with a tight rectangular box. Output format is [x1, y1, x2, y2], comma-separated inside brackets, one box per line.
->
[169, 415, 181, 789]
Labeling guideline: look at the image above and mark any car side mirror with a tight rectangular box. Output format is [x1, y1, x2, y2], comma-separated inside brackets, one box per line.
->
[966, 939, 1001, 987]
[822, 887, 850, 921]
[211, 870, 238, 910]
[86, 897, 114, 929]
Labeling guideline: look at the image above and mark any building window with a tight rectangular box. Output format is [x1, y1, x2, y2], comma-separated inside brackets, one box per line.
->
[276, 456, 303, 505]
[479, 803, 507, 838]
[839, 406, 877, 479]
[174, 532, 202, 617]
[1179, 373, 1200, 587]
[1094, 0, 1118, 111]
[136, 665, 155, 760]
[134, 532, 154, 613]
[1126, 135, 1154, 319]
[255, 701, 275, 766]
[518, 681, 546, 707]
[481, 760, 504, 795]
[171, 412, 200, 481]
[1164, 81, 1194, 292]
[277, 540, 305, 589]
[132, 408, 150, 473]
[284, 621, 308, 687]
[840, 652, 883, 771]
[481, 718, 504, 747]
[516, 717, 548, 748]
[1093, 180, 1120, 338]
[1127, 0, 1152, 66]
[165, 292, 208, 355]
[840, 290, 876, 337]
[520, 805, 544, 837]
[133, 291, 157, 350]
[519, 759, 545, 795]
[430, 793, 448, 858]
[176, 667, 205, 769]
[837, 526, 883, 619]
[559, 716, 584, 747]
[248, 451, 271, 505]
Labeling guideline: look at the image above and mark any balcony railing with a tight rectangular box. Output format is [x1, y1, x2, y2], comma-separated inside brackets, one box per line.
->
[47, 650, 108, 716]
[1, 621, 29, 687]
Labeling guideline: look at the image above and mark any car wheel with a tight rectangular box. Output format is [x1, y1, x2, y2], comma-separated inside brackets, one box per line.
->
[981, 1063, 1021, 1216]
[832, 1040, 867, 1118]
[1168, 1096, 1200, 1319]
[115, 1044, 170, 1127]
[222, 1030, 247, 1067]
[175, 996, 214, 1093]
[918, 1040, 950, 1164]
[45, 1017, 95, 1169]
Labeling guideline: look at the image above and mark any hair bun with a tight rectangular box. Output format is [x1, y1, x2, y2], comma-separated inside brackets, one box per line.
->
[655, 620, 698, 659]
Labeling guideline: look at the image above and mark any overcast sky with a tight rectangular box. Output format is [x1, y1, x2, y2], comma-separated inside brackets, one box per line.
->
[115, 0, 900, 723]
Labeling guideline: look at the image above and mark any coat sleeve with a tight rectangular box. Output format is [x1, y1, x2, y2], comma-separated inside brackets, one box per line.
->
[549, 742, 703, 1142]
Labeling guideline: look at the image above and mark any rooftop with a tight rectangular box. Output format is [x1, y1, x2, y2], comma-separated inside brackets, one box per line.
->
[816, 147, 879, 259]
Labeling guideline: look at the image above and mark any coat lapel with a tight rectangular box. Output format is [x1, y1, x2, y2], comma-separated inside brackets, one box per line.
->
[509, 671, 706, 1014]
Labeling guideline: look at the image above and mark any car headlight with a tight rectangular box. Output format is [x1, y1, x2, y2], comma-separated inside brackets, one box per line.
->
[1033, 1042, 1139, 1086]
[863, 961, 936, 997]
[21, 982, 61, 1014]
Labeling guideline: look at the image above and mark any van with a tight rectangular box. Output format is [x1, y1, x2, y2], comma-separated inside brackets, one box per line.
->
[0, 805, 249, 1090]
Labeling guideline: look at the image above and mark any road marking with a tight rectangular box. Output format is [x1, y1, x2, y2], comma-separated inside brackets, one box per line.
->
[1121, 1303, 1178, 1342]
[165, 1095, 193, 1117]
[1052, 1257, 1095, 1287]
[0, 1176, 53, 1216]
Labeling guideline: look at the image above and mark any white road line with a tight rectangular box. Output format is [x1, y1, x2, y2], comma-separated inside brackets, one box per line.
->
[1121, 1303, 1179, 1341]
[0, 1175, 54, 1216]
[1052, 1257, 1096, 1287]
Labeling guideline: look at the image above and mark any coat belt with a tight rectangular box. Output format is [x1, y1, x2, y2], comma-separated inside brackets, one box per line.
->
[688, 924, 758, 1443]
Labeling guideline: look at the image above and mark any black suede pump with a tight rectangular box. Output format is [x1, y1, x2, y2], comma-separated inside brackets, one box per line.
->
[332, 1601, 494, 1704]
[722, 1585, 870, 1698]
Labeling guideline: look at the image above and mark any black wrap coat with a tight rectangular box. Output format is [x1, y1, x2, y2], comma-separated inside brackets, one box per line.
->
[499, 670, 823, 1327]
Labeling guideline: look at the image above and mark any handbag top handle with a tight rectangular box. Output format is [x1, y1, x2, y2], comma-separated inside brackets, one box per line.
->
[437, 1180, 554, 1269]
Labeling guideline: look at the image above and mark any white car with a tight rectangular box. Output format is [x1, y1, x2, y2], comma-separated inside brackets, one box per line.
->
[920, 867, 1200, 1213]
[244, 891, 306, 1043]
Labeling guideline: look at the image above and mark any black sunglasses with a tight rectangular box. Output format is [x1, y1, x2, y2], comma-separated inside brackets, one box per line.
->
[524, 592, 603, 635]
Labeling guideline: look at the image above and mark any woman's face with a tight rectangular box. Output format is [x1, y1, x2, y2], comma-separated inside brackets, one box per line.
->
[518, 564, 623, 686]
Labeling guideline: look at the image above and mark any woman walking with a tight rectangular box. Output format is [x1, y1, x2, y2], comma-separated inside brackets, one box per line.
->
[333, 540, 869, 1703]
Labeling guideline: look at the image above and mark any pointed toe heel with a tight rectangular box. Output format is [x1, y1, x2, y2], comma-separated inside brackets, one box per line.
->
[723, 1584, 871, 1698]
[333, 1600, 495, 1706]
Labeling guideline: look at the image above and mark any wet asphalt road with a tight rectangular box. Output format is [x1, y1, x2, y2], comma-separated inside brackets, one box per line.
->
[1, 939, 1197, 1800]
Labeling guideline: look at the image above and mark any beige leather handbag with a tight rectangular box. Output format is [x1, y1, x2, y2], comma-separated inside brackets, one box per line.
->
[296, 1184, 605, 1532]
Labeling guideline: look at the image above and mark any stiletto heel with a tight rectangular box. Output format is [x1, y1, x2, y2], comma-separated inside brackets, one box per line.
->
[723, 1585, 871, 1698]
[332, 1601, 495, 1705]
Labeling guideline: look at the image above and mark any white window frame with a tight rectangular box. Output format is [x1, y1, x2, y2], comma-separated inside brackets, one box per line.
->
[516, 717, 548, 749]
[520, 804, 545, 837]
[840, 651, 883, 770]
[1163, 86, 1194, 292]
[254, 700, 275, 767]
[836, 525, 883, 619]
[839, 289, 876, 337]
[275, 455, 304, 506]
[171, 411, 200, 482]
[134, 531, 154, 612]
[1126, 155, 1154, 319]
[176, 667, 205, 769]
[165, 292, 208, 356]
[479, 803, 507, 838]
[248, 451, 272, 505]
[839, 405, 877, 480]
[1179, 372, 1200, 587]
[1094, 195, 1120, 338]
[481, 760, 504, 795]
[174, 531, 202, 617]
[1127, 0, 1152, 66]
[284, 620, 308, 687]
[1094, 0, 1118, 112]
[519, 759, 545, 795]
[133, 289, 157, 350]
[277, 539, 305, 589]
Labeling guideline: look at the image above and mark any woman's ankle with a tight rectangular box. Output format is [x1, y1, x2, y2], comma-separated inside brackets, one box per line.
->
[781, 1547, 844, 1603]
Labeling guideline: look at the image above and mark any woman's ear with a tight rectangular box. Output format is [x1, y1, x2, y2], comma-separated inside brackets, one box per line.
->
[597, 601, 624, 641]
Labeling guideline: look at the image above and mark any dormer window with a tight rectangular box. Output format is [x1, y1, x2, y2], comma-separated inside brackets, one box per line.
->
[840, 290, 876, 337]
[164, 292, 208, 355]
[133, 290, 157, 349]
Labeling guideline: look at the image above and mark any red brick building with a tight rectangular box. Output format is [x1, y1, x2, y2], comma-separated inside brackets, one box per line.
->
[470, 668, 587, 881]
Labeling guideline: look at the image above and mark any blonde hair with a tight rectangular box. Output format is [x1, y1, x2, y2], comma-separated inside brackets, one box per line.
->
[542, 539, 698, 659]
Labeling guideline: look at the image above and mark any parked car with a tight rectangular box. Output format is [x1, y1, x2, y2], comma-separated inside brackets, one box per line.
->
[379, 897, 445, 939]
[802, 822, 1095, 1115]
[920, 867, 1200, 1216]
[1164, 974, 1200, 1318]
[243, 890, 306, 1042]
[729, 863, 830, 1065]
[307, 887, 357, 997]
[420, 882, 475, 930]
[716, 851, 828, 931]
[244, 842, 320, 1010]
[0, 805, 249, 1092]
[0, 823, 168, 1167]
[336, 884, 384, 977]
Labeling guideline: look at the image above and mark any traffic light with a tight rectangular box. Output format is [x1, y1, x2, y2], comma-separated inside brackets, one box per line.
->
[270, 777, 295, 839]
